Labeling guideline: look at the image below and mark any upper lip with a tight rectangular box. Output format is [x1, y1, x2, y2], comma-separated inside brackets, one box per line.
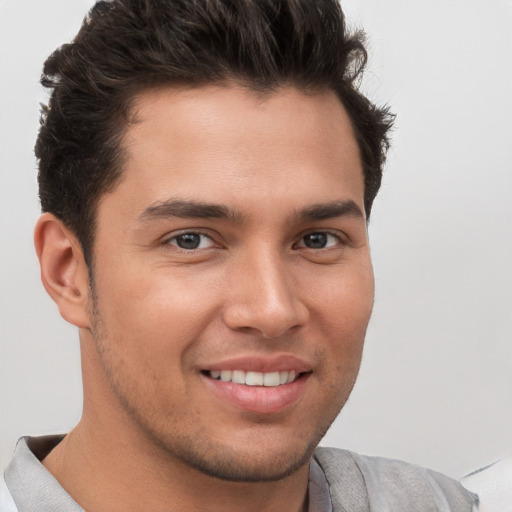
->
[201, 354, 312, 373]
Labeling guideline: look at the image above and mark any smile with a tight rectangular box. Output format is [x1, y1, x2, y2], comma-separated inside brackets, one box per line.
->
[202, 367, 311, 414]
[207, 370, 298, 387]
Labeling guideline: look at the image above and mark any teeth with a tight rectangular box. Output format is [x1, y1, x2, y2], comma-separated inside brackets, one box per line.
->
[220, 370, 232, 382]
[208, 369, 300, 387]
[232, 370, 245, 384]
[263, 372, 280, 387]
[245, 371, 263, 386]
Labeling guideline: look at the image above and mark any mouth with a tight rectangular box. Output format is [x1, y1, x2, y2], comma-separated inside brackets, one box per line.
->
[203, 369, 302, 387]
[199, 355, 313, 413]
[201, 367, 311, 414]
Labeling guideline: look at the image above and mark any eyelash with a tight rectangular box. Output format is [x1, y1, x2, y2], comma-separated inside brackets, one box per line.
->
[294, 231, 343, 250]
[165, 231, 217, 251]
[163, 230, 345, 252]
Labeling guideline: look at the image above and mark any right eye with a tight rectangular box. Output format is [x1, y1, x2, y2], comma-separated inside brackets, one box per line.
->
[295, 231, 341, 250]
[166, 232, 216, 250]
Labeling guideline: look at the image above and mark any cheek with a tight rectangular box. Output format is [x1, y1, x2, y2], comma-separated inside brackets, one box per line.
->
[307, 258, 374, 327]
[307, 259, 374, 372]
[91, 258, 227, 372]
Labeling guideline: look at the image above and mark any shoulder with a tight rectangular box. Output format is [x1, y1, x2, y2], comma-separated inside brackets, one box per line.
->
[1, 474, 18, 512]
[462, 457, 512, 512]
[313, 446, 478, 512]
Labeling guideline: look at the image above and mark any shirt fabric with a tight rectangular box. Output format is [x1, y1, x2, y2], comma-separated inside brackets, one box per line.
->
[3, 436, 331, 512]
[314, 447, 478, 512]
[461, 457, 512, 512]
[3, 435, 478, 512]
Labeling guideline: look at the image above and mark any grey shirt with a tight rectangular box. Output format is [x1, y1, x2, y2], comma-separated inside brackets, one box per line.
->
[3, 436, 331, 512]
[3, 436, 477, 511]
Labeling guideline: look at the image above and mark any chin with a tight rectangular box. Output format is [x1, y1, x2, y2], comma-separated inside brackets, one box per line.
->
[139, 412, 337, 484]
[169, 439, 317, 483]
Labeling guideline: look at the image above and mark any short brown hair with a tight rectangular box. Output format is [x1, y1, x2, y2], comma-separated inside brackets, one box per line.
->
[36, 0, 394, 267]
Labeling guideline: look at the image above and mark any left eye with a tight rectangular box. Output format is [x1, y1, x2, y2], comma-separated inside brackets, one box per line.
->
[297, 232, 340, 249]
[167, 232, 215, 250]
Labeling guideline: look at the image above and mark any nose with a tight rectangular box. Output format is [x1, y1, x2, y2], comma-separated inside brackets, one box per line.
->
[223, 250, 309, 339]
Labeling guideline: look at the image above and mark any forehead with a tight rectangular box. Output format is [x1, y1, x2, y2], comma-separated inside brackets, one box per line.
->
[103, 83, 364, 221]
[126, 83, 360, 163]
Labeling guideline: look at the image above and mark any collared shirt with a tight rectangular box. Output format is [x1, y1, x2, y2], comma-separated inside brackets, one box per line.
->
[461, 457, 512, 512]
[3, 436, 332, 512]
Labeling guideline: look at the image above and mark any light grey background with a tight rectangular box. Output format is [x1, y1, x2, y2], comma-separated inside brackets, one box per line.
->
[1, 0, 511, 480]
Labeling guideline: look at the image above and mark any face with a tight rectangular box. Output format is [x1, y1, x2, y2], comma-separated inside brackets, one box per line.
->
[84, 84, 374, 481]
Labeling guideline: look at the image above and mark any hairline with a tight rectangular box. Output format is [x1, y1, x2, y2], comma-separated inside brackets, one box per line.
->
[82, 78, 365, 272]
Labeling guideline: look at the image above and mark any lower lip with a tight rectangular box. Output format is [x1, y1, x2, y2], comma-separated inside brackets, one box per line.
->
[202, 373, 311, 414]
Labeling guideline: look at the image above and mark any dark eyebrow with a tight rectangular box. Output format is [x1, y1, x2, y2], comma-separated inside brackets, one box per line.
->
[137, 199, 244, 223]
[295, 200, 365, 223]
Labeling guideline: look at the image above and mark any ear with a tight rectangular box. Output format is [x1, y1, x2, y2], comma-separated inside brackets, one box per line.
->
[34, 213, 91, 328]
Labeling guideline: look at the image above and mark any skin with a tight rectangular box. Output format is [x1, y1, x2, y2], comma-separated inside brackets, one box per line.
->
[35, 84, 374, 512]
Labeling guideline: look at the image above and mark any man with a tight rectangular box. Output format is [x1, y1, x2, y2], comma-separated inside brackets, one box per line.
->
[2, 0, 478, 510]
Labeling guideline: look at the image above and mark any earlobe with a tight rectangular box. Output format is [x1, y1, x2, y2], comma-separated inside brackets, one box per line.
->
[34, 213, 91, 328]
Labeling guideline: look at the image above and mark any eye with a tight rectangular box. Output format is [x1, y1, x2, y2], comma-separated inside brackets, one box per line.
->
[296, 232, 340, 249]
[167, 232, 216, 250]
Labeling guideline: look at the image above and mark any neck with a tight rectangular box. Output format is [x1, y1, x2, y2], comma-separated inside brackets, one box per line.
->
[42, 336, 310, 512]
[42, 419, 310, 512]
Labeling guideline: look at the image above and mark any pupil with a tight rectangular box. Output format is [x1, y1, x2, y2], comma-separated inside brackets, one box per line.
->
[177, 233, 200, 249]
[304, 233, 327, 249]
